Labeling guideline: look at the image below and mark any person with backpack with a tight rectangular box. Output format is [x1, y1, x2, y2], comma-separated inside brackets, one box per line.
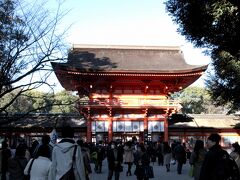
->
[49, 126, 86, 180]
[199, 133, 240, 180]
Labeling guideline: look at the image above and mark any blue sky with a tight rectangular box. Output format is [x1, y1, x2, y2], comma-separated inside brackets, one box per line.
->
[55, 0, 210, 63]
[41, 0, 211, 91]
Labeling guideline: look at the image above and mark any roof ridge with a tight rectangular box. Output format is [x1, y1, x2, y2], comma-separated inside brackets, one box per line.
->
[72, 44, 181, 51]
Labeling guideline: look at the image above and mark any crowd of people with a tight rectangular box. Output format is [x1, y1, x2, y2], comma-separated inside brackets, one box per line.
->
[0, 128, 240, 180]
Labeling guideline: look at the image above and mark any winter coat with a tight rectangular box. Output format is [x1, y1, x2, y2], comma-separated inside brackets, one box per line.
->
[107, 148, 123, 171]
[190, 149, 207, 180]
[48, 138, 86, 180]
[230, 151, 240, 173]
[199, 144, 227, 180]
[134, 151, 150, 179]
[124, 146, 134, 163]
[8, 156, 28, 180]
[24, 156, 51, 180]
[174, 144, 186, 164]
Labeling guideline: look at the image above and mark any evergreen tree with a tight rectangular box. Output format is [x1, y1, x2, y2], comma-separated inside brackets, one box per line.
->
[165, 0, 240, 112]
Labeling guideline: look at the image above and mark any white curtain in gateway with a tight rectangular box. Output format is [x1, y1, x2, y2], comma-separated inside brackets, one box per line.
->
[148, 121, 163, 132]
[91, 122, 96, 132]
[104, 121, 109, 131]
[132, 121, 140, 132]
[125, 121, 133, 132]
[160, 121, 164, 132]
[113, 121, 144, 132]
[96, 121, 105, 132]
[117, 121, 125, 132]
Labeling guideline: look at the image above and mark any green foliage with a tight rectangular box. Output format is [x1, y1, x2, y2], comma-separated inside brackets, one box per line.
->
[172, 86, 226, 114]
[50, 90, 79, 113]
[0, 90, 78, 113]
[165, 0, 240, 112]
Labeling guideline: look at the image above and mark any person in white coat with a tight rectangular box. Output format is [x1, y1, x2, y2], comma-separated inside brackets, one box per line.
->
[49, 126, 86, 180]
[24, 145, 52, 180]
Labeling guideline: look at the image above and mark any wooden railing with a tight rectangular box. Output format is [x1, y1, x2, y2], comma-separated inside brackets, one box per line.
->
[78, 98, 180, 108]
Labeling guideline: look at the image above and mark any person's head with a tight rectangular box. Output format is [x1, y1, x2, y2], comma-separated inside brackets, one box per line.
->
[110, 141, 117, 149]
[36, 145, 51, 159]
[61, 126, 74, 138]
[139, 144, 146, 152]
[77, 139, 84, 147]
[15, 144, 26, 157]
[232, 142, 240, 153]
[42, 135, 50, 145]
[194, 140, 204, 152]
[126, 141, 132, 148]
[207, 133, 221, 148]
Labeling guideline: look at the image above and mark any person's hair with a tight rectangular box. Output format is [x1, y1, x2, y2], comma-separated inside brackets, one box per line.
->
[2, 141, 8, 149]
[77, 139, 84, 147]
[194, 140, 204, 160]
[208, 133, 221, 144]
[36, 145, 51, 159]
[61, 126, 74, 138]
[42, 135, 50, 145]
[139, 144, 146, 152]
[15, 144, 26, 157]
[232, 142, 240, 154]
[126, 141, 132, 147]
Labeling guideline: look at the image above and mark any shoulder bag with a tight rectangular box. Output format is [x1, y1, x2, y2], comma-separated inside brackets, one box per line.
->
[60, 145, 78, 180]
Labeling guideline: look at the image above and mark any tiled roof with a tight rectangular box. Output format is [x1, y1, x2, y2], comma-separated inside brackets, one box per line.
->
[169, 114, 240, 129]
[54, 45, 207, 73]
[0, 114, 86, 128]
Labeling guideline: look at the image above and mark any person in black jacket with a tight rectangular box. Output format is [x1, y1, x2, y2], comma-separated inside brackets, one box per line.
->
[134, 144, 151, 180]
[199, 133, 239, 180]
[8, 144, 28, 180]
[174, 142, 186, 174]
[1, 140, 12, 180]
[107, 141, 123, 180]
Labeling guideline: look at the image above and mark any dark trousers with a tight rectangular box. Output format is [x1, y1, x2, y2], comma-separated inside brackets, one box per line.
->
[158, 154, 163, 165]
[126, 162, 133, 175]
[177, 161, 183, 174]
[166, 164, 170, 171]
[108, 170, 120, 180]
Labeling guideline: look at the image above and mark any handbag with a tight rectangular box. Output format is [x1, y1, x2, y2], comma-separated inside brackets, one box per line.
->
[144, 165, 154, 179]
[60, 145, 77, 180]
[188, 165, 194, 178]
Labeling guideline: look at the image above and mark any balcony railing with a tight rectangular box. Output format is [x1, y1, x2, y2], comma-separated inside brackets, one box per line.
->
[78, 98, 180, 108]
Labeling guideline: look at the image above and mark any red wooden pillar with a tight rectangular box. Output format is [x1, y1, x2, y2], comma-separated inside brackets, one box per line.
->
[108, 117, 113, 142]
[144, 108, 148, 142]
[86, 107, 92, 142]
[108, 87, 113, 142]
[164, 115, 169, 142]
[87, 90, 93, 142]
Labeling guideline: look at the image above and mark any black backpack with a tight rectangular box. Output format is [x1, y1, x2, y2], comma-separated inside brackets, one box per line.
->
[216, 150, 240, 180]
